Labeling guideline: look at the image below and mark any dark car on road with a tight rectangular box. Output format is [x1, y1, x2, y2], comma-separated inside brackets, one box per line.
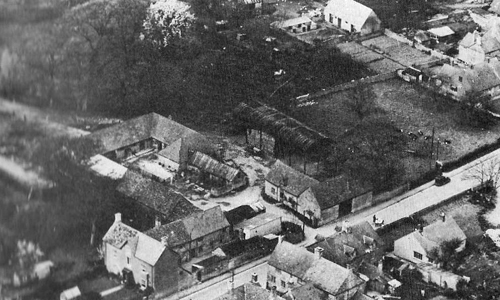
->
[435, 175, 451, 186]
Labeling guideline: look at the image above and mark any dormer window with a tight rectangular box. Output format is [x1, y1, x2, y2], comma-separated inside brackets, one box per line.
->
[344, 245, 356, 258]
[363, 235, 374, 245]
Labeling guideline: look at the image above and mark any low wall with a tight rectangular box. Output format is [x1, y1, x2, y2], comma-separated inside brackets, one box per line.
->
[373, 184, 410, 205]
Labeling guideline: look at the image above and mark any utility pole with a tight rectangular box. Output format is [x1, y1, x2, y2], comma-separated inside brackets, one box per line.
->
[430, 127, 435, 170]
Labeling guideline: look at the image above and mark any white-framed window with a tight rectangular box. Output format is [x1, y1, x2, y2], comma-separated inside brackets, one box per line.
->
[414, 251, 423, 260]
[271, 187, 276, 194]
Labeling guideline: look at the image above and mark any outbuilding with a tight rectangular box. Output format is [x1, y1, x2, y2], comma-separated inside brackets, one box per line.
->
[233, 213, 282, 240]
[324, 0, 381, 35]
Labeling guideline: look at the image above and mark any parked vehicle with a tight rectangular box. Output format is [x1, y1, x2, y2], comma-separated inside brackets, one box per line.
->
[435, 175, 450, 186]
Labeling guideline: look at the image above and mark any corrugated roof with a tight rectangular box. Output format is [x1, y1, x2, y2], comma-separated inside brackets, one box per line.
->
[117, 171, 200, 221]
[325, 0, 377, 28]
[427, 26, 454, 37]
[277, 16, 314, 28]
[265, 160, 319, 197]
[146, 206, 230, 247]
[233, 102, 331, 153]
[269, 242, 364, 295]
[189, 151, 242, 181]
[311, 175, 372, 209]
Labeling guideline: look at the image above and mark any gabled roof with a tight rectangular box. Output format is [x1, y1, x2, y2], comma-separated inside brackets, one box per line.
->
[88, 112, 211, 155]
[490, 0, 500, 15]
[325, 0, 378, 28]
[103, 220, 139, 249]
[266, 160, 319, 197]
[213, 283, 285, 300]
[134, 234, 166, 266]
[404, 216, 466, 253]
[277, 16, 314, 28]
[427, 26, 454, 37]
[117, 171, 200, 221]
[306, 221, 384, 267]
[103, 219, 166, 266]
[146, 206, 230, 247]
[189, 151, 242, 181]
[458, 31, 481, 48]
[269, 242, 364, 296]
[288, 283, 329, 300]
[311, 175, 372, 209]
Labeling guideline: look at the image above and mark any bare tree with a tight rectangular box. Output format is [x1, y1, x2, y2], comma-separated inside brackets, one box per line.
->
[344, 82, 377, 121]
[463, 158, 500, 193]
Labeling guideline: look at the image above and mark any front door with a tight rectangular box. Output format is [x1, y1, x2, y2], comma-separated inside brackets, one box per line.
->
[338, 18, 342, 28]
[338, 199, 353, 217]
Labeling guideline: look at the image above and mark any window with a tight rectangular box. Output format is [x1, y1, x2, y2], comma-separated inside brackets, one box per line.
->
[414, 251, 423, 260]
[269, 275, 276, 283]
[458, 76, 463, 83]
[451, 85, 458, 92]
[271, 187, 276, 194]
[126, 257, 130, 265]
[281, 280, 286, 288]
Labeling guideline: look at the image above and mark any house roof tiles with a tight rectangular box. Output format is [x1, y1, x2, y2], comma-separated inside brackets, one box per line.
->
[311, 176, 372, 209]
[146, 206, 230, 246]
[265, 160, 319, 197]
[407, 216, 466, 253]
[117, 171, 200, 221]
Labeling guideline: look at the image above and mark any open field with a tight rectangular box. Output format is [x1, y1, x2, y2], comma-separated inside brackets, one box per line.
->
[292, 79, 500, 183]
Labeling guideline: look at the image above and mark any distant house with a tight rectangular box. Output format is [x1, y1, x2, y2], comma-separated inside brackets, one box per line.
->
[431, 60, 500, 99]
[267, 241, 366, 298]
[87, 112, 215, 178]
[264, 160, 372, 227]
[324, 0, 381, 35]
[457, 24, 500, 65]
[393, 215, 466, 265]
[145, 206, 232, 262]
[102, 213, 180, 295]
[274, 16, 318, 33]
[233, 213, 281, 240]
[426, 26, 455, 43]
[12, 260, 54, 287]
[306, 221, 385, 269]
[414, 30, 432, 47]
[116, 171, 201, 231]
[188, 151, 248, 196]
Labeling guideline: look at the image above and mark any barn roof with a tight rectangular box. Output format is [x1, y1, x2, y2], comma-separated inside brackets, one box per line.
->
[233, 102, 331, 152]
[325, 0, 378, 29]
[189, 151, 242, 181]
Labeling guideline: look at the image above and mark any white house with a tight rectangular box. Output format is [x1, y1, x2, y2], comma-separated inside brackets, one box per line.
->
[324, 0, 381, 35]
[393, 215, 466, 265]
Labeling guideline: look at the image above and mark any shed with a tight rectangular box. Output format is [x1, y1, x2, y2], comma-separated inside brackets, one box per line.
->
[234, 213, 282, 240]
[324, 0, 382, 35]
[60, 286, 81, 300]
[427, 26, 454, 42]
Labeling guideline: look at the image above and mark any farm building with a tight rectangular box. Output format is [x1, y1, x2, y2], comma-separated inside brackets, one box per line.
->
[264, 160, 373, 227]
[324, 0, 381, 35]
[233, 102, 331, 161]
[426, 26, 455, 43]
[274, 16, 318, 33]
[233, 213, 282, 240]
[188, 151, 248, 196]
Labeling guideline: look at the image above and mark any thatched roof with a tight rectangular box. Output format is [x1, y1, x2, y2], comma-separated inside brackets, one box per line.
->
[233, 102, 331, 153]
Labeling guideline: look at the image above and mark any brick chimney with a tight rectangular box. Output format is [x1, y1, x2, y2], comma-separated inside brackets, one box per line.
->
[251, 272, 259, 285]
[114, 213, 122, 223]
[314, 247, 324, 260]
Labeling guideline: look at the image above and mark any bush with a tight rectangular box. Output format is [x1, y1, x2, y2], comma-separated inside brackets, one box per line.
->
[281, 221, 305, 244]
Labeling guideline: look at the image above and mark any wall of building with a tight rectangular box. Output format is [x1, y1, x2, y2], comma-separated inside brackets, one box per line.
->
[319, 205, 339, 226]
[264, 181, 280, 201]
[237, 217, 282, 239]
[267, 265, 306, 294]
[156, 154, 180, 172]
[393, 234, 430, 264]
[172, 228, 232, 262]
[296, 188, 321, 221]
[153, 249, 180, 296]
[352, 192, 373, 212]
[458, 45, 485, 65]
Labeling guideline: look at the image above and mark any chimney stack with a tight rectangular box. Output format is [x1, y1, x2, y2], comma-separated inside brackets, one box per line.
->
[314, 247, 324, 260]
[161, 236, 168, 247]
[251, 272, 259, 285]
[114, 213, 122, 223]
[155, 216, 162, 228]
[417, 223, 423, 234]
[440, 212, 446, 222]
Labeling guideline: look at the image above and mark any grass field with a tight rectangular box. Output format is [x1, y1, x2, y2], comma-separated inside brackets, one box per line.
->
[293, 79, 500, 183]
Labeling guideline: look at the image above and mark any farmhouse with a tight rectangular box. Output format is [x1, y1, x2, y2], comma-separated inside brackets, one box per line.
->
[324, 0, 381, 35]
[393, 215, 466, 265]
[265, 160, 372, 226]
[145, 206, 232, 263]
[188, 151, 248, 196]
[102, 213, 180, 296]
[274, 16, 318, 34]
[267, 241, 366, 298]
[116, 170, 201, 231]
